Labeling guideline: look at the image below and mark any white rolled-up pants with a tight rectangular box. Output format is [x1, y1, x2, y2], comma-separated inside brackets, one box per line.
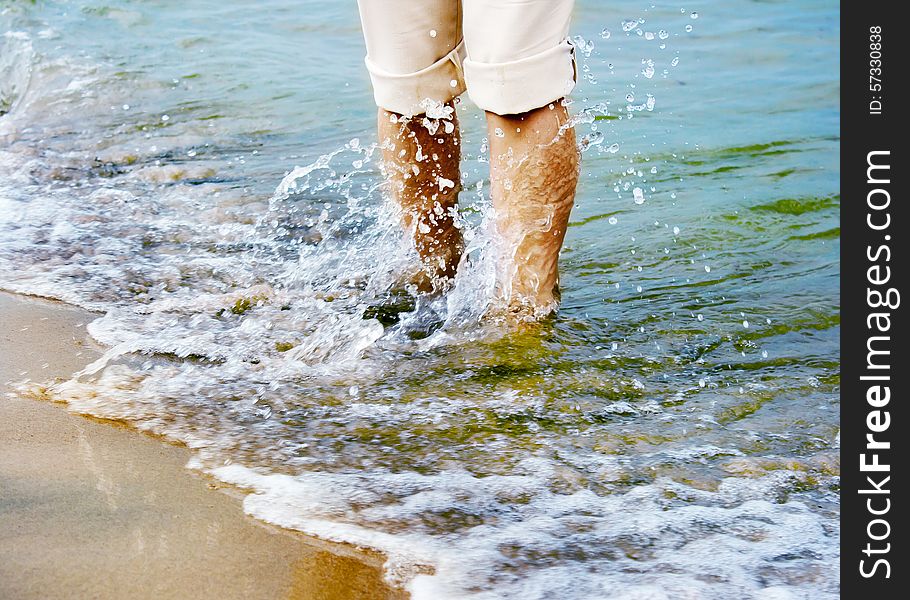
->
[357, 0, 576, 117]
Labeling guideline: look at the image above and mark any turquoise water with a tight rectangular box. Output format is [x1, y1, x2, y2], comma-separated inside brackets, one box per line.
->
[1, 1, 839, 598]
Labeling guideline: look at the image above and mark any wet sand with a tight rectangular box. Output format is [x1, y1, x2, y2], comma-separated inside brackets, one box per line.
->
[0, 291, 406, 600]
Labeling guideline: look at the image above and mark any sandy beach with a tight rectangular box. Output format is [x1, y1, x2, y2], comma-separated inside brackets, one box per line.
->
[0, 291, 406, 600]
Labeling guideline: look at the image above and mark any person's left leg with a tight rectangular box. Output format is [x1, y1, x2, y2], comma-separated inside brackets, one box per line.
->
[377, 104, 463, 291]
[356, 0, 467, 292]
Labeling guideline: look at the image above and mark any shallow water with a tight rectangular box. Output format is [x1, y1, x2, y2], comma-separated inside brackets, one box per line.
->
[1, 1, 839, 598]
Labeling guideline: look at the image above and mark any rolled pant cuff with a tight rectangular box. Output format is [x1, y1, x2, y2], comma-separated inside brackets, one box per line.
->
[463, 39, 577, 116]
[365, 42, 467, 117]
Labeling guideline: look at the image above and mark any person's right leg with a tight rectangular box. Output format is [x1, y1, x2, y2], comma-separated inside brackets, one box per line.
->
[462, 0, 578, 315]
[486, 104, 578, 313]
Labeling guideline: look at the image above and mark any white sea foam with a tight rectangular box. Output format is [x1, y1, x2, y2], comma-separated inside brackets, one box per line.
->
[206, 462, 838, 600]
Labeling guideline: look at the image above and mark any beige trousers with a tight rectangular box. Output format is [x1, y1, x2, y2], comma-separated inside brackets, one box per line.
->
[356, 0, 576, 116]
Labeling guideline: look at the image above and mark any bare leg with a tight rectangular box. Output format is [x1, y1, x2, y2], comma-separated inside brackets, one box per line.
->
[377, 103, 463, 293]
[487, 102, 579, 315]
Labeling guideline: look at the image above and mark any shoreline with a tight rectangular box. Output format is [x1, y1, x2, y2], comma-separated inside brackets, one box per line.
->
[0, 291, 406, 600]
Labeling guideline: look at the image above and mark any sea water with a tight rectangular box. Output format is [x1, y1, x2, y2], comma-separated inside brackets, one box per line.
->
[1, 1, 839, 598]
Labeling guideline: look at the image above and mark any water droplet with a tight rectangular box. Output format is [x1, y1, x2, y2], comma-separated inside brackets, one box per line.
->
[658, 29, 669, 39]
[704, 265, 711, 273]
[429, 29, 437, 38]
[187, 150, 197, 157]
[696, 314, 704, 321]
[650, 166, 658, 173]
[671, 57, 680, 66]
[607, 143, 620, 153]
[450, 79, 458, 88]
[673, 226, 680, 235]
[579, 131, 604, 151]
[645, 31, 654, 40]
[685, 24, 693, 32]
[633, 187, 645, 204]
[349, 385, 359, 396]
[636, 285, 642, 292]
[641, 59, 655, 79]
[742, 320, 750, 328]
[699, 379, 706, 388]
[622, 20, 638, 32]
[161, 114, 170, 122]
[572, 35, 595, 57]
[494, 127, 505, 138]
[608, 216, 618, 225]
[601, 28, 611, 39]
[691, 12, 699, 19]
[122, 104, 130, 111]
[626, 92, 635, 102]
[761, 350, 768, 358]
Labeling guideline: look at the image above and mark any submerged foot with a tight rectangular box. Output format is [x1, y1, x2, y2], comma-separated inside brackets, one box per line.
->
[485, 293, 561, 324]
